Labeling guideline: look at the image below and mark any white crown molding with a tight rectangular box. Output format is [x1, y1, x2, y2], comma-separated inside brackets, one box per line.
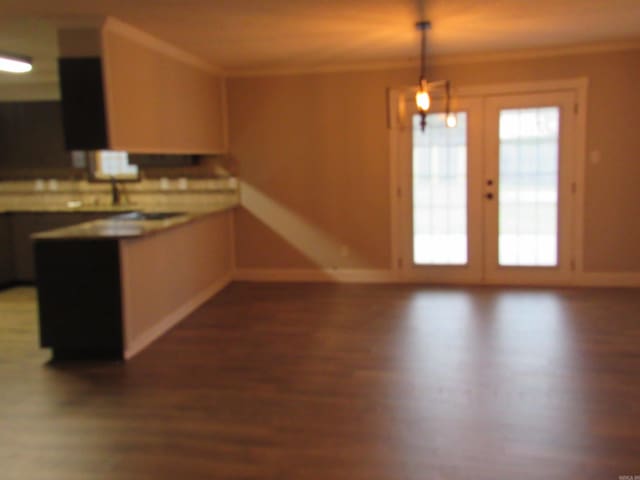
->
[102, 17, 223, 76]
[433, 39, 640, 66]
[226, 39, 640, 78]
[226, 59, 418, 78]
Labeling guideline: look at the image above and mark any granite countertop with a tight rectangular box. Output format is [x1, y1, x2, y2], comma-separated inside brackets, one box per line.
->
[30, 200, 237, 240]
[0, 203, 230, 214]
[0, 205, 132, 214]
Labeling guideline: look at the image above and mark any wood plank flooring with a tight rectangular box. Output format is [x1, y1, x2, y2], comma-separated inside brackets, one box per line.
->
[1, 283, 640, 479]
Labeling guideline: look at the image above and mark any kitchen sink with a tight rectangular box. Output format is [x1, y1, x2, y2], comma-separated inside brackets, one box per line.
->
[112, 211, 186, 221]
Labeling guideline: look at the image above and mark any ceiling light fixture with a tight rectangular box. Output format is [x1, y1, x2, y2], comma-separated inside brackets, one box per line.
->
[0, 52, 33, 74]
[414, 21, 456, 131]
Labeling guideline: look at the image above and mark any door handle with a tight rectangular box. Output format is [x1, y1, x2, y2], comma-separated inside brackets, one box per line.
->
[485, 193, 494, 200]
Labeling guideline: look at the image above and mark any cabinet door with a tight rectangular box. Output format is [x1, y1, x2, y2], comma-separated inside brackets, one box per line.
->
[0, 103, 21, 166]
[0, 215, 14, 285]
[58, 58, 109, 150]
[0, 102, 71, 170]
[11, 213, 41, 282]
[11, 212, 111, 282]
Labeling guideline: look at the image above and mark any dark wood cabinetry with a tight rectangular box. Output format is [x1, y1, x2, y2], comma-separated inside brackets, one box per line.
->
[7, 212, 111, 283]
[0, 214, 14, 286]
[58, 57, 109, 150]
[0, 101, 71, 171]
[36, 239, 123, 358]
[11, 213, 47, 281]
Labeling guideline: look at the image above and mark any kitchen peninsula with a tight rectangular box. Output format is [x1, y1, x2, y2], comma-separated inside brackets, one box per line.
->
[32, 200, 236, 360]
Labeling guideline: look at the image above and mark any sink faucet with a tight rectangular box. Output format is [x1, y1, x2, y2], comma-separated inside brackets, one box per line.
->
[110, 177, 121, 206]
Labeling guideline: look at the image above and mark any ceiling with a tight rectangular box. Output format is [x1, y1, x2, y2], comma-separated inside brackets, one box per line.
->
[1, 0, 640, 83]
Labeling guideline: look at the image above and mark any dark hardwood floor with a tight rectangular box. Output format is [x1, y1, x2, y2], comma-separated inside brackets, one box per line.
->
[1, 283, 640, 479]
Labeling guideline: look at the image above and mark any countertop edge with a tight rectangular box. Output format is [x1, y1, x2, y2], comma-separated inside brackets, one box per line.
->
[30, 203, 237, 241]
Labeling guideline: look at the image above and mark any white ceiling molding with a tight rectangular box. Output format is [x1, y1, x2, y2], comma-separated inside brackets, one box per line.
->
[225, 39, 640, 78]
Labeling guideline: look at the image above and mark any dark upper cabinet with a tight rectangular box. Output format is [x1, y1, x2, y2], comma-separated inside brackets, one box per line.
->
[58, 57, 109, 150]
[0, 101, 71, 169]
[0, 103, 19, 163]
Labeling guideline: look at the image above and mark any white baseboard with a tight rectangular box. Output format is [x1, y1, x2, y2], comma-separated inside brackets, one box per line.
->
[124, 272, 232, 359]
[234, 268, 397, 283]
[576, 272, 640, 287]
[234, 267, 640, 287]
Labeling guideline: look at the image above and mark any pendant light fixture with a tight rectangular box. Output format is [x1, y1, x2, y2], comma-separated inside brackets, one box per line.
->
[414, 20, 456, 131]
[0, 52, 33, 74]
[415, 21, 431, 131]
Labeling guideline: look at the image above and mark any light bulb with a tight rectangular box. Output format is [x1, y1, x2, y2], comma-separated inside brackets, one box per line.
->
[416, 89, 430, 112]
[0, 55, 32, 73]
[446, 112, 457, 128]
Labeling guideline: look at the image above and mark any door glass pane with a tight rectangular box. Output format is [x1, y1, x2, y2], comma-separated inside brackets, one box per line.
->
[498, 107, 559, 266]
[412, 112, 468, 265]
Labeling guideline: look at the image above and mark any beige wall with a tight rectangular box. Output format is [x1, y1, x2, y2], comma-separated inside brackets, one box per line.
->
[0, 83, 59, 102]
[228, 49, 640, 274]
[230, 70, 397, 270]
[102, 20, 226, 154]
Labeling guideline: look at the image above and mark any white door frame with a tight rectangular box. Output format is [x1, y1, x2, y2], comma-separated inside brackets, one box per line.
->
[388, 78, 588, 285]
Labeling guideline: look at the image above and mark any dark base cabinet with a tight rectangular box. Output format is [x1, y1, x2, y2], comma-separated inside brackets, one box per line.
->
[3, 212, 113, 285]
[35, 239, 123, 360]
[0, 214, 14, 287]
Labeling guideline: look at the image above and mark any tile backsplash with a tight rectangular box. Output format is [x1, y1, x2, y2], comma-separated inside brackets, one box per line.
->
[0, 177, 239, 211]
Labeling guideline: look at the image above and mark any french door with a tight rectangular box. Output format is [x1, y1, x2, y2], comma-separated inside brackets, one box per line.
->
[396, 88, 578, 285]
